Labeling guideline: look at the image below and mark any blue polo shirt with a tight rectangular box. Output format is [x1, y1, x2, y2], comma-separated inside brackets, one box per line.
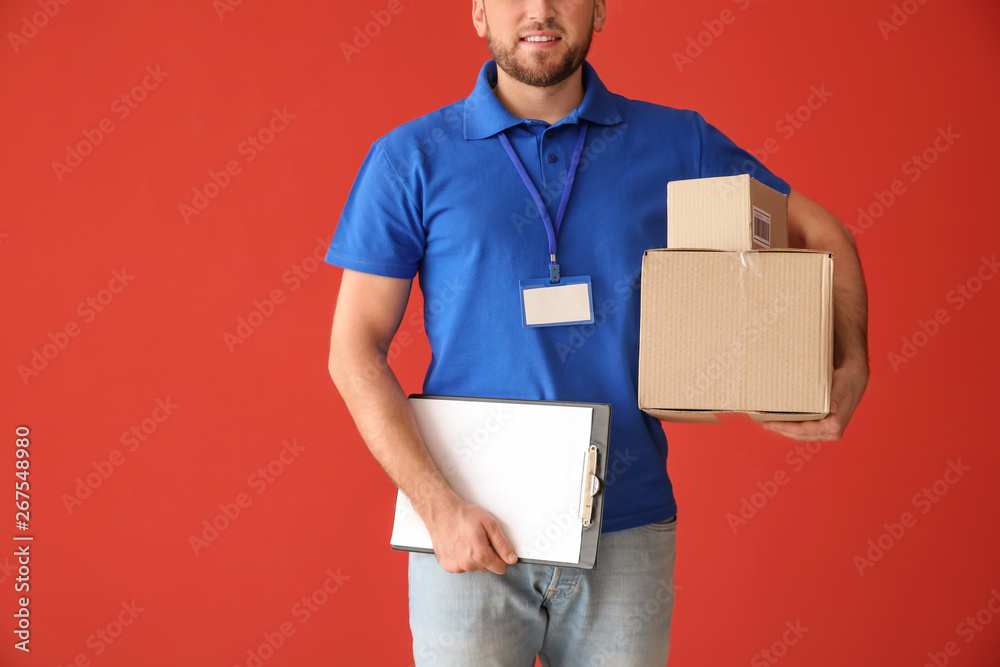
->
[326, 59, 790, 532]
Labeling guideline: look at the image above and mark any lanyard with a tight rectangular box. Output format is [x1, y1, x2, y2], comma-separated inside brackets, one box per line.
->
[498, 121, 589, 283]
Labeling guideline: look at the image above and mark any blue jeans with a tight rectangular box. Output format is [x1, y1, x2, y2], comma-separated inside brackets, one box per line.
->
[408, 515, 678, 667]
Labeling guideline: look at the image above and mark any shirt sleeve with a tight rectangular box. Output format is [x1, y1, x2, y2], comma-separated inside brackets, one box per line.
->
[694, 111, 791, 195]
[324, 140, 425, 279]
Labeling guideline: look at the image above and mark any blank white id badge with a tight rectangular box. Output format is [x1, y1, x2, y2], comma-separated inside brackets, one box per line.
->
[519, 276, 595, 328]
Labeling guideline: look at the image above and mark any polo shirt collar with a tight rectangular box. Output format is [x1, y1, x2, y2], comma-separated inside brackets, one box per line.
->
[464, 59, 623, 140]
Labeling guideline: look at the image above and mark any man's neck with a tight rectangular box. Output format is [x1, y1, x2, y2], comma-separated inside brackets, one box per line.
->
[492, 65, 584, 125]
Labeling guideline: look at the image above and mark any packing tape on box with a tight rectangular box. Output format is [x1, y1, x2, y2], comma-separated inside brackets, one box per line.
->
[725, 250, 764, 414]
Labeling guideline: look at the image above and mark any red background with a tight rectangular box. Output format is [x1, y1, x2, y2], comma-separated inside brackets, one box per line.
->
[3, 0, 1000, 665]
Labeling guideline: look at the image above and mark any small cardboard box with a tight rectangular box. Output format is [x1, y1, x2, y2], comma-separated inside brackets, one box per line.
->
[638, 249, 833, 423]
[667, 174, 788, 250]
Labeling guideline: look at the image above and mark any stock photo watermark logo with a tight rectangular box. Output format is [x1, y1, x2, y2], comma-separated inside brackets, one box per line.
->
[603, 448, 640, 488]
[61, 397, 179, 514]
[415, 612, 480, 663]
[527, 448, 637, 555]
[17, 268, 135, 386]
[339, 0, 414, 63]
[510, 121, 628, 235]
[852, 459, 970, 576]
[588, 576, 680, 667]
[55, 600, 145, 666]
[7, 0, 72, 54]
[179, 106, 295, 223]
[718, 85, 834, 183]
[347, 274, 468, 389]
[555, 266, 641, 363]
[683, 288, 792, 405]
[232, 567, 349, 667]
[12, 544, 31, 652]
[750, 620, 809, 667]
[921, 588, 1000, 667]
[221, 234, 331, 353]
[449, 406, 509, 466]
[887, 254, 996, 373]
[848, 126, 959, 236]
[528, 502, 582, 555]
[0, 557, 19, 586]
[393, 405, 514, 531]
[671, 0, 757, 73]
[877, 0, 933, 41]
[213, 0, 249, 21]
[188, 439, 306, 556]
[725, 440, 827, 535]
[51, 66, 169, 182]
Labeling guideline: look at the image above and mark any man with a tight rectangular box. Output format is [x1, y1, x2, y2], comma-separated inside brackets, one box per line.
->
[326, 0, 869, 664]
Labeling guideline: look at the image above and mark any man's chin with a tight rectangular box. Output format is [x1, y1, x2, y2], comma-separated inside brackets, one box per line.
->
[499, 55, 580, 88]
[520, 65, 565, 86]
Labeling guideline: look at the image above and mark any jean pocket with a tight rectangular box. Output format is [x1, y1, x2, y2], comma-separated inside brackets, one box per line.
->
[641, 515, 678, 532]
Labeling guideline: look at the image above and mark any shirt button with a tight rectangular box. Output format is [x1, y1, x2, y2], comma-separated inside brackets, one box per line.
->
[547, 154, 558, 163]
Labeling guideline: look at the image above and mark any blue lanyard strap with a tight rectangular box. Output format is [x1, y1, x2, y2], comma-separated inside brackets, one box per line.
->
[497, 121, 589, 281]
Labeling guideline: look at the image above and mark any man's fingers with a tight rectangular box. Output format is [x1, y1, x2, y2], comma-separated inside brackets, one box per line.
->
[763, 415, 844, 441]
[483, 552, 508, 575]
[440, 542, 505, 575]
[829, 379, 850, 416]
[489, 530, 517, 564]
[477, 536, 508, 575]
[763, 421, 814, 438]
[483, 517, 518, 567]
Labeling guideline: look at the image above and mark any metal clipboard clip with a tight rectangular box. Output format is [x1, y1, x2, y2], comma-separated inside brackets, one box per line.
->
[578, 444, 600, 527]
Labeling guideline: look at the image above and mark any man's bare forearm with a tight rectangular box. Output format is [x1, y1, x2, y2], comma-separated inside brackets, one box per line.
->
[329, 342, 460, 523]
[810, 221, 869, 373]
[788, 189, 869, 374]
[829, 238, 869, 373]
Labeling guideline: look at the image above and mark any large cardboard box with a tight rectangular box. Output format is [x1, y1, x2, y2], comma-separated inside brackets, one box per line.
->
[638, 248, 833, 423]
[667, 174, 788, 250]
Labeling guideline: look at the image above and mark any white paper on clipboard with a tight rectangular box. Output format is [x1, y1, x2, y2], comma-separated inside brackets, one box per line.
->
[390, 396, 596, 565]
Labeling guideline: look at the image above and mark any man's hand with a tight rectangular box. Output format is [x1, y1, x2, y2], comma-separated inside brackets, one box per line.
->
[423, 494, 518, 575]
[763, 361, 868, 441]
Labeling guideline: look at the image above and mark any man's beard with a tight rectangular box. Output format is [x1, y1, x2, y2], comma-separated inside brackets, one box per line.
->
[486, 18, 593, 88]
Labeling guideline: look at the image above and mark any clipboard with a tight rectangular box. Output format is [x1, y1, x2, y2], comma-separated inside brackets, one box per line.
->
[389, 394, 611, 570]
